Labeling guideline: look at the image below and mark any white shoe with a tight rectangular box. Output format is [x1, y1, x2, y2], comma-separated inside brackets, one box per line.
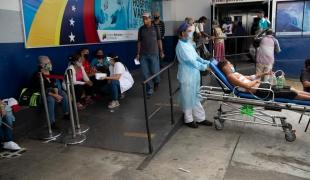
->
[3, 141, 21, 151]
[108, 100, 120, 109]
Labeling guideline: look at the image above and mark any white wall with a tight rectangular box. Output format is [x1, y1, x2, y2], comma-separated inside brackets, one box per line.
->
[175, 0, 212, 21]
[0, 0, 20, 11]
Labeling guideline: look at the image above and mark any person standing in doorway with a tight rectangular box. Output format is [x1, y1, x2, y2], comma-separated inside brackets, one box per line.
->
[136, 12, 164, 98]
[176, 22, 213, 128]
[258, 11, 270, 33]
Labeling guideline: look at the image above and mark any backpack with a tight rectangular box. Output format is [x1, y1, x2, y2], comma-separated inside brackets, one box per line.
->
[19, 88, 41, 107]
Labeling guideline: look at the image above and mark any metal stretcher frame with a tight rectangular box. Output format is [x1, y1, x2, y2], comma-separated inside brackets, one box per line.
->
[199, 63, 310, 142]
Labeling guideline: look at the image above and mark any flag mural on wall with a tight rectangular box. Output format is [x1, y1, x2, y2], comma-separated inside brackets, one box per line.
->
[22, 0, 162, 48]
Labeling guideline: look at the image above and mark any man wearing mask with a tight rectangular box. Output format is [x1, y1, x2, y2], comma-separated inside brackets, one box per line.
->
[176, 22, 213, 128]
[32, 56, 69, 129]
[257, 11, 270, 33]
[152, 12, 165, 41]
[136, 12, 164, 97]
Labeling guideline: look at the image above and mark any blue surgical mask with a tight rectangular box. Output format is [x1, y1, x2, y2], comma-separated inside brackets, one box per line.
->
[187, 31, 194, 39]
[231, 66, 235, 73]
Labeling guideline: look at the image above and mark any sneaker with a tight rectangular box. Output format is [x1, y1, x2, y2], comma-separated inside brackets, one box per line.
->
[108, 100, 120, 109]
[3, 141, 21, 151]
[185, 121, 198, 128]
[197, 120, 213, 126]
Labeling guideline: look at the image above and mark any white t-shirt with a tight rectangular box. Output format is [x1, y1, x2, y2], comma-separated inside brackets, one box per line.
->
[222, 23, 233, 35]
[109, 62, 134, 93]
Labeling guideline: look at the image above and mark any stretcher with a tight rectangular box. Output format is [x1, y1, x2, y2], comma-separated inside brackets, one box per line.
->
[199, 61, 310, 142]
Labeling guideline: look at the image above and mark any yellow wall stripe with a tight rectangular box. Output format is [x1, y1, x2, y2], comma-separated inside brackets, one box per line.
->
[27, 0, 68, 47]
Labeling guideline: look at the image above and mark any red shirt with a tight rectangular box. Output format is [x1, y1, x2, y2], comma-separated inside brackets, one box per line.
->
[82, 59, 92, 75]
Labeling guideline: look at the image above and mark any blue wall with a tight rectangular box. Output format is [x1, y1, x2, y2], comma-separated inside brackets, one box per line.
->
[0, 36, 177, 99]
[274, 36, 310, 78]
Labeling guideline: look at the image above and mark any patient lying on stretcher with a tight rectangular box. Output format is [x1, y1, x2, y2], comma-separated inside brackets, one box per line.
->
[217, 60, 310, 100]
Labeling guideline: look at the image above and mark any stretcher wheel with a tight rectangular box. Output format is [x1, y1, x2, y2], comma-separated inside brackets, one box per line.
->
[285, 131, 296, 142]
[215, 119, 224, 130]
[286, 123, 292, 130]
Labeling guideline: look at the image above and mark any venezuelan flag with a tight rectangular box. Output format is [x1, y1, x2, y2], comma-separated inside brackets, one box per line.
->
[23, 0, 99, 48]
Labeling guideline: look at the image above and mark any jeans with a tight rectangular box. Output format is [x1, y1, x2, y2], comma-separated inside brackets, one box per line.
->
[110, 80, 121, 100]
[0, 112, 14, 142]
[46, 89, 69, 123]
[140, 55, 160, 94]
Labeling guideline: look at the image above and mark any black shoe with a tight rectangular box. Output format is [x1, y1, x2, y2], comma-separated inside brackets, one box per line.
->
[51, 123, 59, 130]
[185, 121, 198, 128]
[197, 120, 213, 126]
[63, 114, 70, 121]
[154, 83, 159, 92]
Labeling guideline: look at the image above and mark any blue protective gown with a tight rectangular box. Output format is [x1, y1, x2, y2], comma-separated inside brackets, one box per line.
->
[176, 39, 210, 110]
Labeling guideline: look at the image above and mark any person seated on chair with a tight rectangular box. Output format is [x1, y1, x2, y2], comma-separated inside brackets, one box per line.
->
[300, 58, 310, 93]
[101, 54, 134, 109]
[217, 59, 310, 100]
[66, 54, 94, 110]
[32, 56, 69, 129]
[0, 100, 21, 151]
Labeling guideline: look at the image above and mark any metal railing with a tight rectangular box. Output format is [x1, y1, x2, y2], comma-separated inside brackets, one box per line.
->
[141, 60, 178, 154]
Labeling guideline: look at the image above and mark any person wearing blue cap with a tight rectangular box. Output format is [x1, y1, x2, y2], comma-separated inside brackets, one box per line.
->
[176, 22, 213, 128]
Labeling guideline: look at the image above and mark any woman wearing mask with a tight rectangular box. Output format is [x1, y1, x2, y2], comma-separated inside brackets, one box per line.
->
[66, 54, 94, 110]
[175, 23, 213, 128]
[80, 48, 94, 77]
[101, 54, 134, 109]
[213, 20, 226, 62]
[32, 56, 69, 129]
[184, 17, 196, 47]
[91, 49, 110, 75]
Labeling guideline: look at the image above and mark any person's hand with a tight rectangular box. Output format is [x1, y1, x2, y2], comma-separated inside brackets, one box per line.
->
[135, 54, 140, 61]
[54, 94, 63, 102]
[160, 51, 165, 59]
[86, 81, 93, 86]
[100, 77, 106, 80]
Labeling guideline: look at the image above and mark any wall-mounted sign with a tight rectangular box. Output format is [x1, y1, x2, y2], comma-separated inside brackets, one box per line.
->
[21, 0, 162, 48]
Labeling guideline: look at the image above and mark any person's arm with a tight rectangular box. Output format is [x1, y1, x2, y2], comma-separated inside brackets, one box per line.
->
[67, 66, 86, 85]
[228, 74, 260, 90]
[136, 28, 141, 60]
[156, 27, 164, 58]
[176, 44, 208, 71]
[105, 74, 121, 81]
[161, 21, 165, 39]
[104, 62, 123, 81]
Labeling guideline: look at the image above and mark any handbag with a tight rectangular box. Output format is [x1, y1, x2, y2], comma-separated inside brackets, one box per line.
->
[19, 88, 41, 107]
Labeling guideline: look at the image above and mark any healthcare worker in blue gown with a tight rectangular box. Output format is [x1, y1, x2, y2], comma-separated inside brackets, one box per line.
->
[176, 23, 213, 128]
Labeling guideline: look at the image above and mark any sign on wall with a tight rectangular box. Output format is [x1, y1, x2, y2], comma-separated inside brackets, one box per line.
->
[21, 0, 162, 48]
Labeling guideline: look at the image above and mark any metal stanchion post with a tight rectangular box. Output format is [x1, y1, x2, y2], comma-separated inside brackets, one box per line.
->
[63, 73, 86, 145]
[167, 68, 174, 125]
[142, 83, 153, 154]
[67, 69, 89, 134]
[36, 73, 61, 140]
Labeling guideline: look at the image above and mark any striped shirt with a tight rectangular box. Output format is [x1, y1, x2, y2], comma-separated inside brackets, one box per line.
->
[152, 20, 165, 39]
